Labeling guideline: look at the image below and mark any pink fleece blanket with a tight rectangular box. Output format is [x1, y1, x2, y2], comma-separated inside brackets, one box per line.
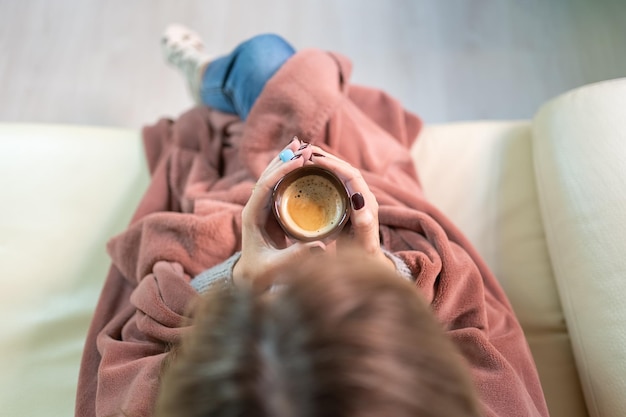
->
[76, 49, 548, 417]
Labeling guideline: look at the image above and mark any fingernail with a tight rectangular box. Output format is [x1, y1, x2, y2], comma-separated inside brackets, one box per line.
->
[298, 143, 310, 151]
[312, 152, 325, 158]
[279, 149, 295, 162]
[290, 153, 302, 161]
[351, 193, 365, 210]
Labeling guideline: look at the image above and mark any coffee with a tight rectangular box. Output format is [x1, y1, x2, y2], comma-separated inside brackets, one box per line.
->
[272, 167, 349, 241]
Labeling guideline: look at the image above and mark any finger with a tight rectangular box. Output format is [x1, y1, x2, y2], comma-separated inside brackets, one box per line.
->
[269, 241, 328, 281]
[305, 147, 367, 191]
[244, 142, 307, 228]
[307, 147, 374, 206]
[257, 137, 315, 183]
[247, 240, 327, 292]
[279, 240, 327, 262]
[307, 147, 381, 254]
[260, 136, 301, 176]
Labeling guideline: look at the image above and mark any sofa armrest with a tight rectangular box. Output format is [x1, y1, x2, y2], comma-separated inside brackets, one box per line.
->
[533, 78, 626, 417]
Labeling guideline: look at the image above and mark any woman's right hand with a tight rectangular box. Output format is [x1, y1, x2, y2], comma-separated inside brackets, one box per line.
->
[232, 138, 325, 292]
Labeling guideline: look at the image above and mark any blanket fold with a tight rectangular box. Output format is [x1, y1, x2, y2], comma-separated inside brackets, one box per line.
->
[76, 48, 548, 417]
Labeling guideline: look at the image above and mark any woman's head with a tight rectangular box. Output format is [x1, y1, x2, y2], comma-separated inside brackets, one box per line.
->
[157, 254, 482, 417]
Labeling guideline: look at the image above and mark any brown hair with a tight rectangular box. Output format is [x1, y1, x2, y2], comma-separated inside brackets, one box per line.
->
[156, 253, 482, 417]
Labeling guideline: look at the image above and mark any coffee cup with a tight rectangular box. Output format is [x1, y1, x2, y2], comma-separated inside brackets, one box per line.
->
[272, 166, 350, 242]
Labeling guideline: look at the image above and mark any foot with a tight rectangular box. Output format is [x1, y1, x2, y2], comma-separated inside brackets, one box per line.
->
[161, 24, 212, 103]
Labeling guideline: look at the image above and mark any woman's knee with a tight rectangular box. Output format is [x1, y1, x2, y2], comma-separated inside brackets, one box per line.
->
[234, 33, 295, 77]
[237, 33, 295, 57]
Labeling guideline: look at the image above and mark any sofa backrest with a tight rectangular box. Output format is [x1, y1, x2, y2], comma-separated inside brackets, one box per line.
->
[0, 124, 150, 417]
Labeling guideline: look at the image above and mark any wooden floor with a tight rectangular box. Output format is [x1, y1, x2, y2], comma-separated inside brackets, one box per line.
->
[1, 0, 625, 128]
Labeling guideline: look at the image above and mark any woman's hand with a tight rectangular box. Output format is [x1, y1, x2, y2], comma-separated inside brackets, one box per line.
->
[306, 146, 396, 271]
[233, 138, 325, 291]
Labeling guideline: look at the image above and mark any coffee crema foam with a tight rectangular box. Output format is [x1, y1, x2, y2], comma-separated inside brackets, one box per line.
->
[280, 175, 344, 238]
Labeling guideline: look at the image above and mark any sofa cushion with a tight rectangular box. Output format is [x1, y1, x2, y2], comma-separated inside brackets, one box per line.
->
[411, 121, 586, 417]
[533, 78, 626, 417]
[0, 124, 149, 417]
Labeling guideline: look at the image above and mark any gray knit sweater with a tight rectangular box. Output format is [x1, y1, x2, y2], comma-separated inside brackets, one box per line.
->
[190, 249, 413, 294]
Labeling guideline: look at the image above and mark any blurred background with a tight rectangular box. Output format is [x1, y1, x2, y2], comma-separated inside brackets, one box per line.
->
[0, 0, 625, 128]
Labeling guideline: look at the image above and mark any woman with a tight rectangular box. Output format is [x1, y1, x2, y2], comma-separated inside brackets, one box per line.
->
[161, 27, 410, 291]
[75, 27, 549, 417]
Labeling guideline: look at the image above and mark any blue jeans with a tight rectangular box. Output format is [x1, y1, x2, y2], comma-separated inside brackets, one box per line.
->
[199, 34, 296, 121]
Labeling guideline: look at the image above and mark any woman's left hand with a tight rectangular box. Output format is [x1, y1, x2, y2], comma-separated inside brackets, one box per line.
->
[306, 146, 395, 271]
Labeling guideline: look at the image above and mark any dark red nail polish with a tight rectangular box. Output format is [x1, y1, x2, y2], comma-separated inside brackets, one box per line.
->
[351, 193, 365, 210]
[312, 152, 325, 157]
[298, 143, 310, 151]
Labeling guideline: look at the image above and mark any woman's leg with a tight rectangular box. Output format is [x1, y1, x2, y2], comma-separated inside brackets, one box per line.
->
[199, 34, 295, 120]
[162, 26, 295, 120]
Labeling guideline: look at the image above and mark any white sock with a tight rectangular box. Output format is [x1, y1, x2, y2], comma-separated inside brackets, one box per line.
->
[162, 24, 213, 103]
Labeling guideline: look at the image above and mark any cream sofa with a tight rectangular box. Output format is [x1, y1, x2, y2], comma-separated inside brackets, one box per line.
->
[2, 78, 625, 417]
